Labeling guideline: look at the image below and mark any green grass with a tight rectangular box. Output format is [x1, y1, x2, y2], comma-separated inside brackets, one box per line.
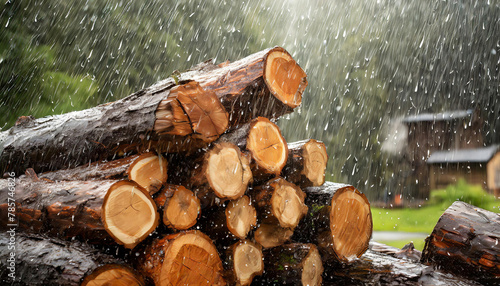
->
[372, 179, 499, 250]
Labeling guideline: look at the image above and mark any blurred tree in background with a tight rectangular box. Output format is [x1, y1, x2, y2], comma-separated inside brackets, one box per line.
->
[1, 0, 498, 201]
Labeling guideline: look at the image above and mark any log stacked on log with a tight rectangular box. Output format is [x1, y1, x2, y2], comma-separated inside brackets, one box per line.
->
[421, 201, 500, 284]
[0, 47, 378, 286]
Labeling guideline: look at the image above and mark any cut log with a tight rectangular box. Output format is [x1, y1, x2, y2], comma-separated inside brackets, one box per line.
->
[136, 230, 225, 286]
[253, 177, 308, 229]
[219, 117, 289, 177]
[169, 142, 253, 200]
[127, 152, 168, 194]
[156, 184, 200, 230]
[292, 182, 373, 263]
[323, 248, 482, 285]
[1, 47, 306, 174]
[39, 155, 139, 181]
[255, 243, 323, 286]
[199, 195, 257, 243]
[81, 264, 146, 286]
[421, 201, 500, 282]
[282, 139, 328, 187]
[254, 219, 294, 249]
[222, 240, 264, 286]
[101, 180, 159, 249]
[0, 176, 115, 244]
[0, 233, 130, 286]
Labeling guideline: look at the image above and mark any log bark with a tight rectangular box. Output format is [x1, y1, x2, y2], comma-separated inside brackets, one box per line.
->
[135, 230, 225, 286]
[281, 139, 328, 188]
[199, 195, 257, 244]
[222, 240, 264, 286]
[322, 248, 482, 286]
[252, 177, 308, 229]
[292, 182, 373, 263]
[0, 176, 115, 244]
[255, 243, 323, 286]
[101, 180, 159, 249]
[1, 47, 307, 175]
[0, 233, 133, 286]
[421, 201, 500, 283]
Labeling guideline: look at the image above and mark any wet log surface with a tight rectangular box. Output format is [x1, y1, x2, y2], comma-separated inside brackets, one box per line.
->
[292, 182, 373, 263]
[0, 47, 306, 175]
[0, 176, 116, 244]
[421, 201, 500, 284]
[282, 139, 328, 188]
[0, 233, 124, 286]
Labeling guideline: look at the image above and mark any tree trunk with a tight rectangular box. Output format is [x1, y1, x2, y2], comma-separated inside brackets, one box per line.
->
[135, 230, 226, 286]
[421, 201, 500, 283]
[101, 180, 159, 249]
[292, 182, 373, 263]
[1, 47, 307, 175]
[0, 233, 136, 286]
[222, 240, 264, 286]
[282, 139, 328, 188]
[255, 243, 323, 286]
[253, 219, 294, 249]
[81, 264, 147, 286]
[0, 176, 115, 244]
[127, 152, 168, 195]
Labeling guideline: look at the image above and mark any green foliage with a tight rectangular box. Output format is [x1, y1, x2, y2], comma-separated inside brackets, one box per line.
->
[430, 179, 499, 212]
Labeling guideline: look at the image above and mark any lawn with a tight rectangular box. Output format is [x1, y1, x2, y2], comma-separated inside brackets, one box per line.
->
[371, 180, 499, 250]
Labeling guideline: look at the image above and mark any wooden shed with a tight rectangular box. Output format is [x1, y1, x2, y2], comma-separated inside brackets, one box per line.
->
[427, 145, 500, 197]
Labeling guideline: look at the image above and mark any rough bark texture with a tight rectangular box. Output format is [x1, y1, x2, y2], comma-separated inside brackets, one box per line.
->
[0, 176, 115, 244]
[292, 182, 373, 263]
[281, 139, 328, 188]
[323, 248, 482, 286]
[256, 243, 323, 286]
[0, 233, 123, 286]
[222, 240, 264, 286]
[136, 230, 225, 286]
[421, 201, 500, 283]
[39, 155, 138, 182]
[1, 47, 307, 175]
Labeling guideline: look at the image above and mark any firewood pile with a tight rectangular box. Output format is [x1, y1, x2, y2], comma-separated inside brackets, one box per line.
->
[0, 47, 498, 285]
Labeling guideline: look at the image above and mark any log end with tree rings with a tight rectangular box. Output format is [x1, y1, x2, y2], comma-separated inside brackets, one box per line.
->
[141, 231, 226, 286]
[81, 264, 146, 286]
[101, 181, 159, 249]
[127, 152, 168, 195]
[230, 240, 264, 286]
[270, 179, 308, 229]
[264, 47, 308, 109]
[302, 139, 328, 186]
[246, 117, 288, 175]
[205, 142, 253, 199]
[154, 82, 229, 143]
[163, 185, 200, 230]
[225, 195, 257, 239]
[329, 185, 372, 262]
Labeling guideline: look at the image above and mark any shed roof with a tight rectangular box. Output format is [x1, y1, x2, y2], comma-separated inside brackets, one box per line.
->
[403, 109, 473, 123]
[427, 145, 500, 164]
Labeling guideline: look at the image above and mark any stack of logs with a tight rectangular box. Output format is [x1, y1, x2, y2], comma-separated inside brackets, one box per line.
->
[0, 47, 373, 286]
[1, 47, 498, 285]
